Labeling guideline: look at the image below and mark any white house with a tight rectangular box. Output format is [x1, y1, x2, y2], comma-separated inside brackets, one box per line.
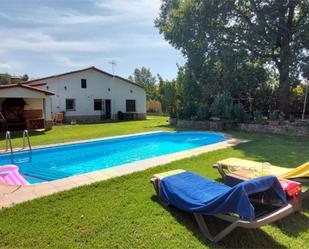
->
[26, 66, 147, 122]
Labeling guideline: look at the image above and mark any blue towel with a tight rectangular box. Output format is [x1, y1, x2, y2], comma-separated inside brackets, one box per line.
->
[159, 172, 287, 219]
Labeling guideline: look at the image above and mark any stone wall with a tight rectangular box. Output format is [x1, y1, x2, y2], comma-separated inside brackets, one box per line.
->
[174, 119, 309, 137]
[176, 120, 225, 130]
[238, 123, 309, 137]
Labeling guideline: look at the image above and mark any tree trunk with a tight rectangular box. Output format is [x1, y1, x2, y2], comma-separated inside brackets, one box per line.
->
[278, 61, 290, 118]
[277, 1, 295, 119]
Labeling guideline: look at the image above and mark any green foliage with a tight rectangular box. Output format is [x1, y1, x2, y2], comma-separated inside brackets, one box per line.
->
[21, 74, 29, 81]
[233, 103, 247, 123]
[0, 73, 11, 85]
[178, 102, 198, 120]
[158, 79, 181, 118]
[209, 94, 247, 123]
[210, 94, 232, 120]
[128, 67, 158, 100]
[254, 111, 267, 124]
[156, 0, 309, 117]
[269, 110, 280, 121]
[196, 103, 210, 121]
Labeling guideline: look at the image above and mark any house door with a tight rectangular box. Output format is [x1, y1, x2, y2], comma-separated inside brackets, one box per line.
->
[105, 99, 111, 119]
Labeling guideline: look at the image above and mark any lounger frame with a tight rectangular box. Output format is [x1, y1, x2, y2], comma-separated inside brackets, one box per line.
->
[151, 175, 297, 243]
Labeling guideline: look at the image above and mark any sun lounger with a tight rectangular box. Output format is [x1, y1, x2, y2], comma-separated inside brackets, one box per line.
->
[215, 158, 309, 179]
[213, 158, 309, 199]
[151, 170, 298, 243]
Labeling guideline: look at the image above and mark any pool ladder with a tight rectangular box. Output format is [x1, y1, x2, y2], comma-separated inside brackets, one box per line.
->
[5, 131, 13, 153]
[5, 130, 32, 153]
[22, 130, 32, 152]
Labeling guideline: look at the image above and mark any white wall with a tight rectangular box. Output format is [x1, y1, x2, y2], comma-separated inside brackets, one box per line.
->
[32, 68, 146, 118]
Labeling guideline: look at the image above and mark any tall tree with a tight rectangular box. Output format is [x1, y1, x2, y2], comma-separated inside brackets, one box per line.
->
[0, 73, 11, 85]
[21, 74, 29, 81]
[128, 67, 158, 100]
[156, 0, 309, 117]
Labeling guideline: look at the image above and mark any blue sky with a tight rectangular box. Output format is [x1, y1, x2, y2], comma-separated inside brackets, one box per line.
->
[0, 0, 185, 80]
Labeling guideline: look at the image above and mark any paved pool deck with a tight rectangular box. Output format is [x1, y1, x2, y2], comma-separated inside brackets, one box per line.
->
[0, 131, 247, 208]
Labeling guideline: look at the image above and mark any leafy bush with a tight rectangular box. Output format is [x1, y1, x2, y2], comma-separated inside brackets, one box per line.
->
[210, 94, 247, 122]
[232, 103, 247, 123]
[254, 110, 267, 124]
[196, 104, 210, 121]
[269, 110, 280, 121]
[210, 94, 233, 120]
[177, 103, 197, 120]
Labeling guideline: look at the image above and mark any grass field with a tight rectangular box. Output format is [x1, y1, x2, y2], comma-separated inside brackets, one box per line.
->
[0, 116, 308, 248]
[0, 116, 172, 149]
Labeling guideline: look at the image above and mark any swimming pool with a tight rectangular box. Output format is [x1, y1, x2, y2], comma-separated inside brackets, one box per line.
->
[0, 132, 227, 184]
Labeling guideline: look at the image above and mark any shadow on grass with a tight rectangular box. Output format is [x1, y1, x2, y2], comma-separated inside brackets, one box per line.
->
[150, 195, 287, 249]
[227, 132, 309, 168]
[0, 129, 47, 139]
[274, 198, 309, 237]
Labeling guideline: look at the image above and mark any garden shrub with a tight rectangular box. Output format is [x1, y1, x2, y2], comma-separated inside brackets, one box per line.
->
[232, 103, 247, 123]
[269, 110, 280, 121]
[210, 94, 247, 123]
[254, 110, 267, 124]
[210, 93, 233, 121]
[178, 103, 197, 120]
[196, 104, 210, 121]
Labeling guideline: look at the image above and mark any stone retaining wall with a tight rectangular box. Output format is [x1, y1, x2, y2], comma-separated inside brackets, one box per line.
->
[175, 119, 309, 137]
[238, 123, 309, 137]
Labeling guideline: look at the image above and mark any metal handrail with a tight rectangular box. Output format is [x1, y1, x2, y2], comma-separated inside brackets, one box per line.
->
[22, 130, 32, 151]
[5, 131, 13, 153]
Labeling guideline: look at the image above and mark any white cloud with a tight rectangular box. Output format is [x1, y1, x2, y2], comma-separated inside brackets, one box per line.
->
[0, 28, 168, 54]
[95, 0, 161, 18]
[0, 0, 161, 25]
[0, 7, 117, 25]
[0, 63, 11, 69]
[51, 55, 81, 67]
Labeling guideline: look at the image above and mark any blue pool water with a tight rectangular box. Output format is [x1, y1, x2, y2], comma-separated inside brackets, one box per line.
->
[0, 132, 226, 183]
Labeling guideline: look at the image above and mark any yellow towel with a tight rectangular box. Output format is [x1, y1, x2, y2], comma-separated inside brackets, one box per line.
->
[217, 158, 309, 179]
[153, 169, 186, 180]
[281, 162, 309, 178]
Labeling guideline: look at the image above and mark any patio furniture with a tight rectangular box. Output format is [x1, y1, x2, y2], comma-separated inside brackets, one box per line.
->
[55, 112, 64, 125]
[213, 158, 309, 199]
[215, 158, 309, 179]
[24, 110, 45, 130]
[151, 170, 298, 243]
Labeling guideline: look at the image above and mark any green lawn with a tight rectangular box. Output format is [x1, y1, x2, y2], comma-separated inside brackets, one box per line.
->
[0, 116, 172, 149]
[0, 116, 308, 248]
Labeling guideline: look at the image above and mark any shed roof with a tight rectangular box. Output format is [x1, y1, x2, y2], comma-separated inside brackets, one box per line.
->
[0, 83, 54, 96]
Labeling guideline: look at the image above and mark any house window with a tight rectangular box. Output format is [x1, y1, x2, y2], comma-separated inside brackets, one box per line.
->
[81, 79, 87, 88]
[66, 99, 76, 111]
[94, 99, 103, 111]
[126, 100, 136, 112]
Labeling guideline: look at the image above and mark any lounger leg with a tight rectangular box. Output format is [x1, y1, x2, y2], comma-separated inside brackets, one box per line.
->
[193, 213, 215, 242]
[194, 213, 240, 243]
[213, 164, 226, 180]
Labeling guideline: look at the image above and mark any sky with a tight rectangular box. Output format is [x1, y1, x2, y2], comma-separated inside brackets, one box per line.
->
[0, 0, 185, 80]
